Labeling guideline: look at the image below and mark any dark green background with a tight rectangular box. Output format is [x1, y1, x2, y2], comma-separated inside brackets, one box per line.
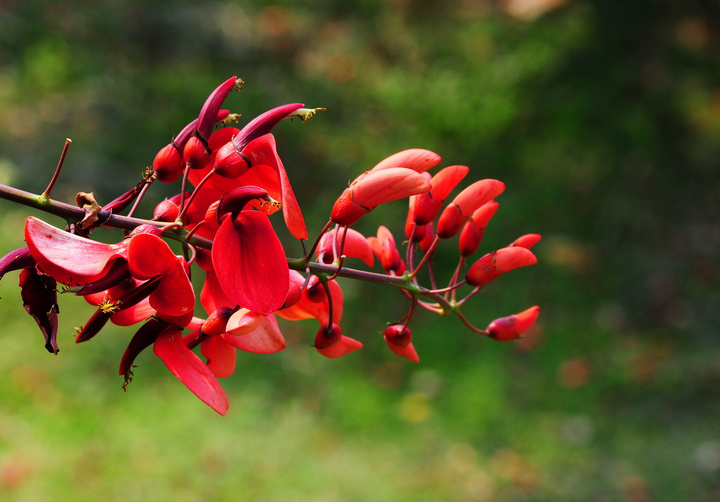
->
[1, 1, 718, 500]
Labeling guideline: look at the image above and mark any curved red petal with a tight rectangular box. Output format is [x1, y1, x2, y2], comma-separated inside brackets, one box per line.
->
[384, 337, 420, 363]
[25, 216, 124, 285]
[201, 336, 237, 378]
[369, 149, 441, 174]
[148, 263, 195, 317]
[212, 212, 289, 315]
[221, 315, 286, 354]
[154, 327, 229, 415]
[127, 233, 177, 279]
[316, 335, 363, 358]
[241, 134, 307, 240]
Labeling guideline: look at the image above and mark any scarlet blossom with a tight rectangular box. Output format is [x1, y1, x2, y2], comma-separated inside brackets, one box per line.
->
[315, 323, 363, 358]
[458, 201, 499, 257]
[369, 148, 441, 174]
[465, 247, 537, 287]
[410, 164, 469, 226]
[368, 226, 406, 276]
[316, 228, 374, 266]
[486, 306, 540, 341]
[382, 325, 419, 363]
[331, 167, 431, 227]
[212, 210, 289, 316]
[437, 179, 505, 239]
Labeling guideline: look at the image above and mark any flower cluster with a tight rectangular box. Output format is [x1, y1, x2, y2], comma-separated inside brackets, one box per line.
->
[0, 77, 540, 415]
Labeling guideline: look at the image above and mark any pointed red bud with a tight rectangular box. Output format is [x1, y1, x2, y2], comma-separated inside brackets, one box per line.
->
[458, 201, 499, 257]
[382, 324, 412, 347]
[465, 247, 537, 287]
[213, 137, 251, 178]
[369, 149, 441, 174]
[437, 179, 505, 239]
[196, 76, 242, 140]
[233, 103, 305, 152]
[487, 306, 540, 341]
[511, 233, 542, 249]
[182, 135, 211, 170]
[331, 167, 431, 227]
[411, 165, 469, 225]
[370, 226, 406, 275]
[153, 143, 183, 183]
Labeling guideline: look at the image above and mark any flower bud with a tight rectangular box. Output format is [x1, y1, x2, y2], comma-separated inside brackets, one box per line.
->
[314, 323, 342, 349]
[465, 247, 537, 287]
[487, 306, 540, 341]
[152, 143, 183, 183]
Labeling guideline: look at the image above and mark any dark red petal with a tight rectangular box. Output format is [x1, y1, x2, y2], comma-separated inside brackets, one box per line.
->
[212, 211, 289, 315]
[233, 103, 304, 152]
[196, 76, 240, 140]
[119, 318, 166, 380]
[0, 246, 35, 280]
[154, 327, 229, 415]
[19, 267, 59, 354]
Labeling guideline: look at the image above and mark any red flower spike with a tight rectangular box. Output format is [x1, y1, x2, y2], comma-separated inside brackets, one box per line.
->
[458, 201, 499, 257]
[412, 165, 470, 225]
[316, 228, 374, 266]
[465, 247, 537, 287]
[487, 306, 540, 342]
[314, 323, 342, 349]
[220, 315, 286, 354]
[196, 76, 241, 140]
[437, 179, 505, 239]
[201, 336, 237, 378]
[19, 267, 59, 354]
[153, 143, 183, 183]
[154, 327, 229, 415]
[212, 210, 289, 315]
[512, 233, 542, 249]
[316, 335, 363, 358]
[127, 233, 195, 317]
[25, 216, 126, 286]
[369, 148, 442, 174]
[239, 133, 307, 240]
[331, 167, 431, 227]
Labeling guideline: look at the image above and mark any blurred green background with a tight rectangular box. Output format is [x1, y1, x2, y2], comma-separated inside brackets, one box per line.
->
[1, 0, 719, 500]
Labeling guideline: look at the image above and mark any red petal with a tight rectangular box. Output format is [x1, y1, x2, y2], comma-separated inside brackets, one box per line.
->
[316, 228, 374, 267]
[24, 216, 125, 285]
[154, 327, 229, 415]
[369, 149, 441, 173]
[241, 134, 307, 240]
[201, 336, 237, 378]
[316, 335, 363, 358]
[384, 337, 420, 363]
[221, 315, 286, 354]
[276, 277, 343, 325]
[200, 270, 235, 313]
[465, 247, 537, 287]
[127, 233, 177, 278]
[212, 211, 289, 315]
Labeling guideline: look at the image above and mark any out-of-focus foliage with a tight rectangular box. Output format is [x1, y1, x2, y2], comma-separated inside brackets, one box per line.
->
[1, 0, 720, 500]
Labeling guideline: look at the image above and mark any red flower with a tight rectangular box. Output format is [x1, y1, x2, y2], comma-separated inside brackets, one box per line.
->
[465, 247, 537, 287]
[436, 179, 505, 239]
[331, 167, 431, 227]
[212, 210, 289, 315]
[382, 325, 419, 363]
[486, 306, 540, 341]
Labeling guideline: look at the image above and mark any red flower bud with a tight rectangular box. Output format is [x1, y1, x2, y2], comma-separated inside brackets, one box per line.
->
[213, 136, 251, 178]
[458, 201, 499, 257]
[465, 247, 537, 287]
[153, 198, 180, 222]
[511, 233, 542, 249]
[437, 179, 505, 239]
[382, 325, 419, 362]
[314, 323, 342, 349]
[152, 143, 183, 183]
[182, 135, 211, 170]
[487, 306, 540, 341]
[196, 76, 242, 140]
